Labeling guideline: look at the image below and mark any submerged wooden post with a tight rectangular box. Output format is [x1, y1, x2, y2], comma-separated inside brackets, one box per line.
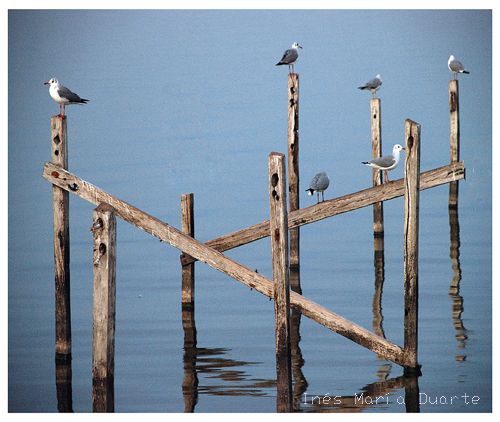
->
[403, 119, 421, 374]
[91, 203, 116, 412]
[51, 116, 71, 359]
[449, 80, 460, 208]
[371, 99, 385, 280]
[181, 193, 195, 309]
[269, 152, 293, 412]
[288, 73, 300, 279]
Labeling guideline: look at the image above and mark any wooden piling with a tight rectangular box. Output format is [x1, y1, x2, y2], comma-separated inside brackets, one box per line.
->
[91, 203, 116, 412]
[181, 193, 195, 309]
[44, 162, 440, 368]
[371, 99, 385, 280]
[449, 80, 460, 208]
[403, 119, 421, 374]
[51, 116, 71, 359]
[287, 74, 300, 275]
[269, 152, 293, 412]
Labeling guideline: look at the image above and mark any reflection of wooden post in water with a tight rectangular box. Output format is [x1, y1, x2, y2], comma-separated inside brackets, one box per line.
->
[269, 152, 293, 412]
[181, 307, 199, 412]
[404, 375, 420, 412]
[403, 119, 421, 375]
[288, 74, 300, 283]
[51, 116, 72, 360]
[56, 359, 73, 412]
[181, 193, 195, 310]
[91, 203, 116, 412]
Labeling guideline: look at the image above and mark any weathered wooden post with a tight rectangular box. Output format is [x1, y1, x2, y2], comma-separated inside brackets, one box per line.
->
[449, 79, 460, 207]
[269, 152, 293, 412]
[403, 119, 421, 375]
[51, 115, 71, 360]
[287, 74, 300, 287]
[91, 203, 117, 412]
[180, 193, 195, 310]
[371, 99, 385, 280]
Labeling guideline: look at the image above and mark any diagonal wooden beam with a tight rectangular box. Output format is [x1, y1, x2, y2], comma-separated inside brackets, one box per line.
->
[182, 161, 465, 264]
[42, 162, 410, 367]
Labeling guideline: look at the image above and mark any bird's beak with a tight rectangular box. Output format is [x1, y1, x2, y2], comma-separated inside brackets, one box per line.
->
[298, 45, 303, 49]
[43, 80, 50, 85]
[402, 147, 406, 151]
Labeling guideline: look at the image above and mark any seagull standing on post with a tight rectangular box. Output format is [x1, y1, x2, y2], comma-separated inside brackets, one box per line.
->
[276, 42, 303, 74]
[358, 74, 382, 98]
[44, 78, 89, 117]
[306, 172, 330, 203]
[448, 55, 470, 80]
[362, 144, 405, 183]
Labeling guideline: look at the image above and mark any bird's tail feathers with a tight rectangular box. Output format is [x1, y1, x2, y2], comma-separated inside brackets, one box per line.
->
[80, 99, 89, 104]
[362, 161, 370, 165]
[306, 188, 314, 196]
[358, 86, 367, 90]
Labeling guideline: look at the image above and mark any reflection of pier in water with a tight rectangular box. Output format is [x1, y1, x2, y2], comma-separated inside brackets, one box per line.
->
[448, 182, 467, 361]
[181, 307, 275, 412]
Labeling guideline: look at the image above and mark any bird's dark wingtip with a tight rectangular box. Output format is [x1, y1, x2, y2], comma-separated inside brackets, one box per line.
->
[463, 70, 470, 74]
[362, 161, 369, 164]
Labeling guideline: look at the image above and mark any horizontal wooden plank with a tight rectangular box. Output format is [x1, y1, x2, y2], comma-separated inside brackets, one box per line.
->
[182, 161, 465, 264]
[42, 161, 409, 367]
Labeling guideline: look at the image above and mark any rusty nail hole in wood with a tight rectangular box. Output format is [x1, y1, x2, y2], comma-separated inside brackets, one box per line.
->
[99, 243, 107, 255]
[271, 173, 279, 188]
[53, 135, 60, 145]
[51, 171, 60, 178]
[68, 183, 79, 191]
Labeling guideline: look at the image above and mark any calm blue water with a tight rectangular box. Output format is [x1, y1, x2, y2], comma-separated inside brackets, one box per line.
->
[8, 10, 491, 412]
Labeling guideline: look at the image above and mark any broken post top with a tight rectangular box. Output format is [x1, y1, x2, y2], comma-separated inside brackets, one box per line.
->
[269, 151, 285, 159]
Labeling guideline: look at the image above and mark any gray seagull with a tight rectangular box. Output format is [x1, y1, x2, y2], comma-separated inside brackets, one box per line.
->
[44, 77, 89, 117]
[448, 55, 470, 80]
[276, 42, 303, 74]
[362, 144, 405, 183]
[358, 74, 382, 98]
[306, 172, 330, 203]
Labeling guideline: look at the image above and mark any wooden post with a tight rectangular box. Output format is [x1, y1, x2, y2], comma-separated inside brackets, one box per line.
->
[181, 193, 195, 309]
[449, 79, 460, 208]
[269, 152, 293, 412]
[288, 73, 300, 279]
[403, 119, 421, 375]
[91, 203, 117, 412]
[371, 99, 385, 280]
[51, 115, 71, 359]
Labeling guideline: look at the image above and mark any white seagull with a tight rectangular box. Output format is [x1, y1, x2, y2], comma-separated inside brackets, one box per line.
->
[306, 172, 330, 203]
[44, 78, 89, 117]
[362, 144, 405, 183]
[448, 55, 470, 80]
[276, 42, 303, 74]
[358, 74, 382, 98]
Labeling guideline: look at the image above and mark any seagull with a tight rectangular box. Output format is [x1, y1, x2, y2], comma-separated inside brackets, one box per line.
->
[276, 42, 303, 74]
[362, 144, 405, 183]
[358, 74, 382, 98]
[448, 55, 470, 80]
[306, 172, 330, 203]
[44, 78, 89, 117]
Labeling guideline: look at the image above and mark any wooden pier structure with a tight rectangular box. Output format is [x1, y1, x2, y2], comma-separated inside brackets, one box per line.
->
[44, 75, 466, 412]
